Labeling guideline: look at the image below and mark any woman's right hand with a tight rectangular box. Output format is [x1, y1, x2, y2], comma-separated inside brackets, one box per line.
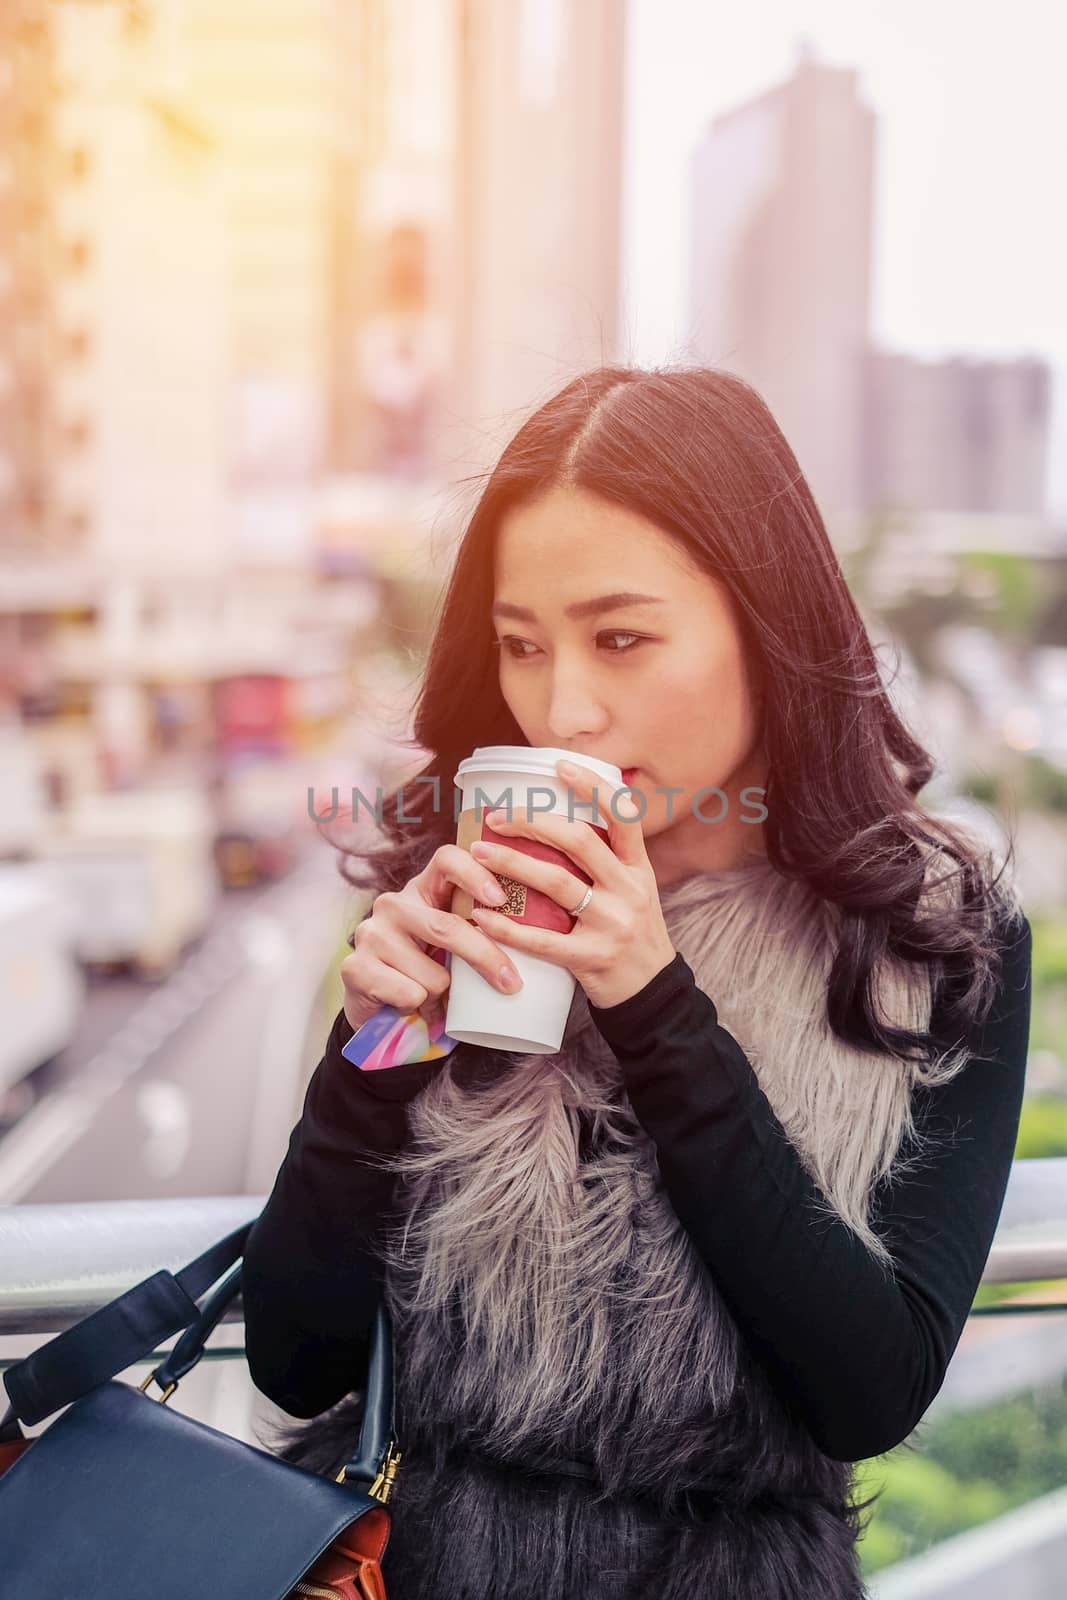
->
[340, 843, 524, 1034]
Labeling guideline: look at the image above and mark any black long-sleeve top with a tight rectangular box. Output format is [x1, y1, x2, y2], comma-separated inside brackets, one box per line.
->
[241, 906, 1032, 1462]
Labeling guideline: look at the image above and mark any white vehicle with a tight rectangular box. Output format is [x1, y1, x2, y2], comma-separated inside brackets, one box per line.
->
[0, 865, 84, 1117]
[36, 788, 220, 980]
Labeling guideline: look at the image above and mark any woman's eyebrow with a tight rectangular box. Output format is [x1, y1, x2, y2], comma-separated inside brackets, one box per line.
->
[491, 593, 666, 622]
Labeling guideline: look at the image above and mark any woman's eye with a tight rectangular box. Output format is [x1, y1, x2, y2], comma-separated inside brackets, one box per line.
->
[493, 632, 644, 660]
[494, 636, 537, 660]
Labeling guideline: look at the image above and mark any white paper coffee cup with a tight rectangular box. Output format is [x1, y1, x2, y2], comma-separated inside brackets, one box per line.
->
[445, 745, 624, 1053]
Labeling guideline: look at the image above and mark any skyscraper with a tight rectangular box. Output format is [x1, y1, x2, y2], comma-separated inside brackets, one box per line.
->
[1, 1, 55, 556]
[48, 0, 229, 581]
[446, 0, 626, 478]
[181, 0, 351, 563]
[688, 48, 875, 524]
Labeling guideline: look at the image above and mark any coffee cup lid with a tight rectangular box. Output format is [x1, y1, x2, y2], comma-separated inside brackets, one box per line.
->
[454, 746, 623, 789]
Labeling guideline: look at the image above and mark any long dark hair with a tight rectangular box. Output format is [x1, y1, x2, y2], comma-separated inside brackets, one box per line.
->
[325, 364, 1021, 1066]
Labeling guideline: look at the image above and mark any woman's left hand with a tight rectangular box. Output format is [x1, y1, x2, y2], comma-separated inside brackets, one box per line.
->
[467, 758, 677, 1010]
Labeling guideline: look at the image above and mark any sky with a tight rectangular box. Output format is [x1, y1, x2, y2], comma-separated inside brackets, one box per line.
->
[622, 0, 1066, 512]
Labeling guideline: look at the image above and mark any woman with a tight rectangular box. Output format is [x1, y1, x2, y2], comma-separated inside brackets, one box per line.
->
[242, 366, 1032, 1599]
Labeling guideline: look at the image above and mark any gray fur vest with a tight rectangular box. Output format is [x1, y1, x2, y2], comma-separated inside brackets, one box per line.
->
[272, 853, 987, 1598]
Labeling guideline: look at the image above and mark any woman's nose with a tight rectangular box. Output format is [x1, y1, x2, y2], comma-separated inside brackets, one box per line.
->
[546, 698, 611, 745]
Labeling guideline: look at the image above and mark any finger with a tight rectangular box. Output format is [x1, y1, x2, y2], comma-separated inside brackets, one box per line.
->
[469, 837, 591, 917]
[423, 842, 513, 914]
[359, 933, 453, 1002]
[553, 759, 647, 869]
[469, 905, 576, 967]
[389, 896, 523, 994]
[485, 800, 624, 886]
[346, 950, 450, 1031]
[343, 956, 432, 1021]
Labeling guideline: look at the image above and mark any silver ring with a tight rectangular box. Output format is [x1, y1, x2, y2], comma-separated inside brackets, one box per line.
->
[569, 885, 594, 920]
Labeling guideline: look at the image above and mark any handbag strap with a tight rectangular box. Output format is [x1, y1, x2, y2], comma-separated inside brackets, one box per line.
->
[142, 1260, 399, 1491]
[0, 1220, 398, 1493]
[2, 1220, 255, 1431]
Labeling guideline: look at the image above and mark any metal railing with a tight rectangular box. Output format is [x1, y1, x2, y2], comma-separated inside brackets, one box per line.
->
[3, 1159, 1067, 1338]
[0, 1194, 264, 1336]
[2, 1161, 1067, 1600]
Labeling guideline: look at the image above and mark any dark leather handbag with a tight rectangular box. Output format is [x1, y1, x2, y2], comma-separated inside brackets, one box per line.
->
[0, 1219, 401, 1599]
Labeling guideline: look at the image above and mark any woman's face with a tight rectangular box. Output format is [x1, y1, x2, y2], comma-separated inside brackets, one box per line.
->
[492, 485, 769, 884]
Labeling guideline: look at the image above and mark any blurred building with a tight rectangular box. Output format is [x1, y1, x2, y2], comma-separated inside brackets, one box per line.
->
[180, 0, 356, 565]
[0, 2, 230, 787]
[326, 0, 627, 544]
[333, 0, 455, 483]
[2, 3, 231, 580]
[861, 350, 1051, 516]
[688, 47, 875, 523]
[445, 0, 626, 479]
[687, 45, 1053, 530]
[49, 1, 230, 584]
[1, 2, 56, 560]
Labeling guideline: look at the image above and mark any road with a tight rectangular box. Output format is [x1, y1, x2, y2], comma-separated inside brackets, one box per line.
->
[0, 845, 357, 1205]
